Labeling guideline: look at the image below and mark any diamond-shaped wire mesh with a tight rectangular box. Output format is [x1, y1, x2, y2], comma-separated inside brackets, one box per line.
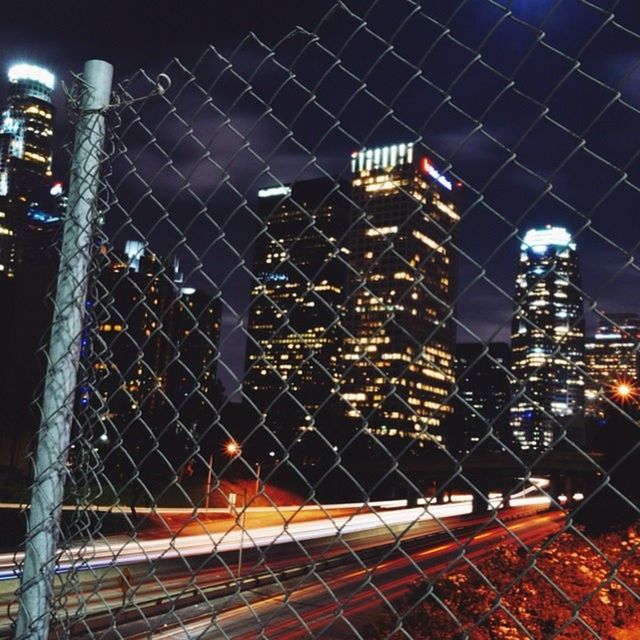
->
[7, 1, 640, 639]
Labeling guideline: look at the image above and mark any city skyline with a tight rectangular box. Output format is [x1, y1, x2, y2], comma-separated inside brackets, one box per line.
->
[0, 6, 635, 459]
[0, 0, 636, 364]
[1, 4, 638, 638]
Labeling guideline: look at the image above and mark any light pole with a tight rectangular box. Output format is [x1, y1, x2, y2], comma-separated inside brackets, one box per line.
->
[237, 487, 247, 579]
[224, 440, 246, 581]
[204, 452, 214, 511]
[254, 462, 261, 501]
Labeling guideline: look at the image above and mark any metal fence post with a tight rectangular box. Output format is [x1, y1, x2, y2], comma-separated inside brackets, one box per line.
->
[16, 59, 113, 640]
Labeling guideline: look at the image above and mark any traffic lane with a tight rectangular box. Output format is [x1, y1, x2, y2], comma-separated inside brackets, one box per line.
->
[25, 509, 556, 636]
[0, 496, 550, 578]
[229, 511, 566, 640]
[104, 511, 564, 640]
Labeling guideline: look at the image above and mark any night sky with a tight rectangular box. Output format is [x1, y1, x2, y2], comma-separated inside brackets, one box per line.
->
[0, 1, 639, 396]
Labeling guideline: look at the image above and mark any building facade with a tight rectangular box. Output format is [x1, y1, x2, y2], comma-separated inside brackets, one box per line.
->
[0, 63, 56, 276]
[510, 226, 585, 451]
[341, 143, 458, 446]
[585, 312, 640, 416]
[90, 245, 222, 483]
[450, 342, 512, 453]
[244, 178, 351, 453]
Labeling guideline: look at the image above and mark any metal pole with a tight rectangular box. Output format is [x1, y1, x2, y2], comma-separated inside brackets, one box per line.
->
[204, 453, 213, 510]
[254, 462, 261, 500]
[237, 488, 247, 580]
[16, 59, 113, 640]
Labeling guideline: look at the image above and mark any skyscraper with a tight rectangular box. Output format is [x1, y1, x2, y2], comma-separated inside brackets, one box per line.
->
[244, 178, 351, 452]
[451, 342, 512, 453]
[90, 245, 222, 484]
[510, 226, 585, 451]
[585, 312, 640, 416]
[341, 143, 458, 446]
[0, 63, 55, 276]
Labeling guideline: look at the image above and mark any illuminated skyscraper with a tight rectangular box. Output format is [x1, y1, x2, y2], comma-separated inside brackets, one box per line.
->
[585, 313, 640, 416]
[510, 226, 585, 451]
[0, 64, 55, 192]
[0, 65, 57, 466]
[0, 63, 55, 275]
[341, 143, 458, 445]
[244, 178, 351, 451]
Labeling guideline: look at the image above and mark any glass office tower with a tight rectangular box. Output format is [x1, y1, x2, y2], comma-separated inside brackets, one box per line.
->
[342, 143, 458, 445]
[0, 63, 55, 275]
[244, 178, 352, 450]
[510, 226, 585, 450]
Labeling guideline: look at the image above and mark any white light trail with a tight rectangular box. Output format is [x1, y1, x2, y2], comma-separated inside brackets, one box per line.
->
[0, 492, 550, 579]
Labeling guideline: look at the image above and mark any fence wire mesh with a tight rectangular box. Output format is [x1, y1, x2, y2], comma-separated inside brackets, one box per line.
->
[6, 1, 640, 639]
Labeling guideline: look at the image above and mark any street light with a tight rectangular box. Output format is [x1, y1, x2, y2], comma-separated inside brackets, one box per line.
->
[222, 439, 250, 580]
[225, 440, 241, 457]
[610, 377, 639, 405]
[204, 442, 242, 512]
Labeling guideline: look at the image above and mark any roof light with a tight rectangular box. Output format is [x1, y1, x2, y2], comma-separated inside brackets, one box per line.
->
[258, 186, 291, 198]
[8, 64, 55, 90]
[521, 226, 575, 253]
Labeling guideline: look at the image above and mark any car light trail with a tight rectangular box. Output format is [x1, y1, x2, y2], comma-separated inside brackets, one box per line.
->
[0, 494, 550, 580]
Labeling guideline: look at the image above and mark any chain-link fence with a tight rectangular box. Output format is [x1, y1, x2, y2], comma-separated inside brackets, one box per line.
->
[4, 1, 640, 638]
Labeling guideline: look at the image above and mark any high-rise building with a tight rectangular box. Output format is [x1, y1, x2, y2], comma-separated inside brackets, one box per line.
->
[169, 285, 223, 425]
[510, 226, 585, 451]
[244, 178, 351, 451]
[585, 312, 640, 416]
[0, 63, 56, 276]
[341, 143, 458, 445]
[0, 64, 58, 468]
[90, 245, 222, 483]
[450, 342, 511, 453]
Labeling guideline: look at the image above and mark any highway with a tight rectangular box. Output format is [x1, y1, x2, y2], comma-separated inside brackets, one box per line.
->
[0, 489, 558, 638]
[0, 488, 549, 578]
[193, 512, 564, 639]
[70, 507, 563, 639]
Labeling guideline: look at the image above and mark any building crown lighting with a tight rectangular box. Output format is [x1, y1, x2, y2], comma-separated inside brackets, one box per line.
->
[521, 226, 575, 254]
[8, 63, 55, 91]
[351, 143, 414, 172]
[258, 186, 291, 198]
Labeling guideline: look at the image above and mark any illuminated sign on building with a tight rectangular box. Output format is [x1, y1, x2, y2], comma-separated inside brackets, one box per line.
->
[49, 182, 63, 196]
[421, 158, 453, 191]
[258, 186, 292, 198]
[27, 208, 60, 224]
